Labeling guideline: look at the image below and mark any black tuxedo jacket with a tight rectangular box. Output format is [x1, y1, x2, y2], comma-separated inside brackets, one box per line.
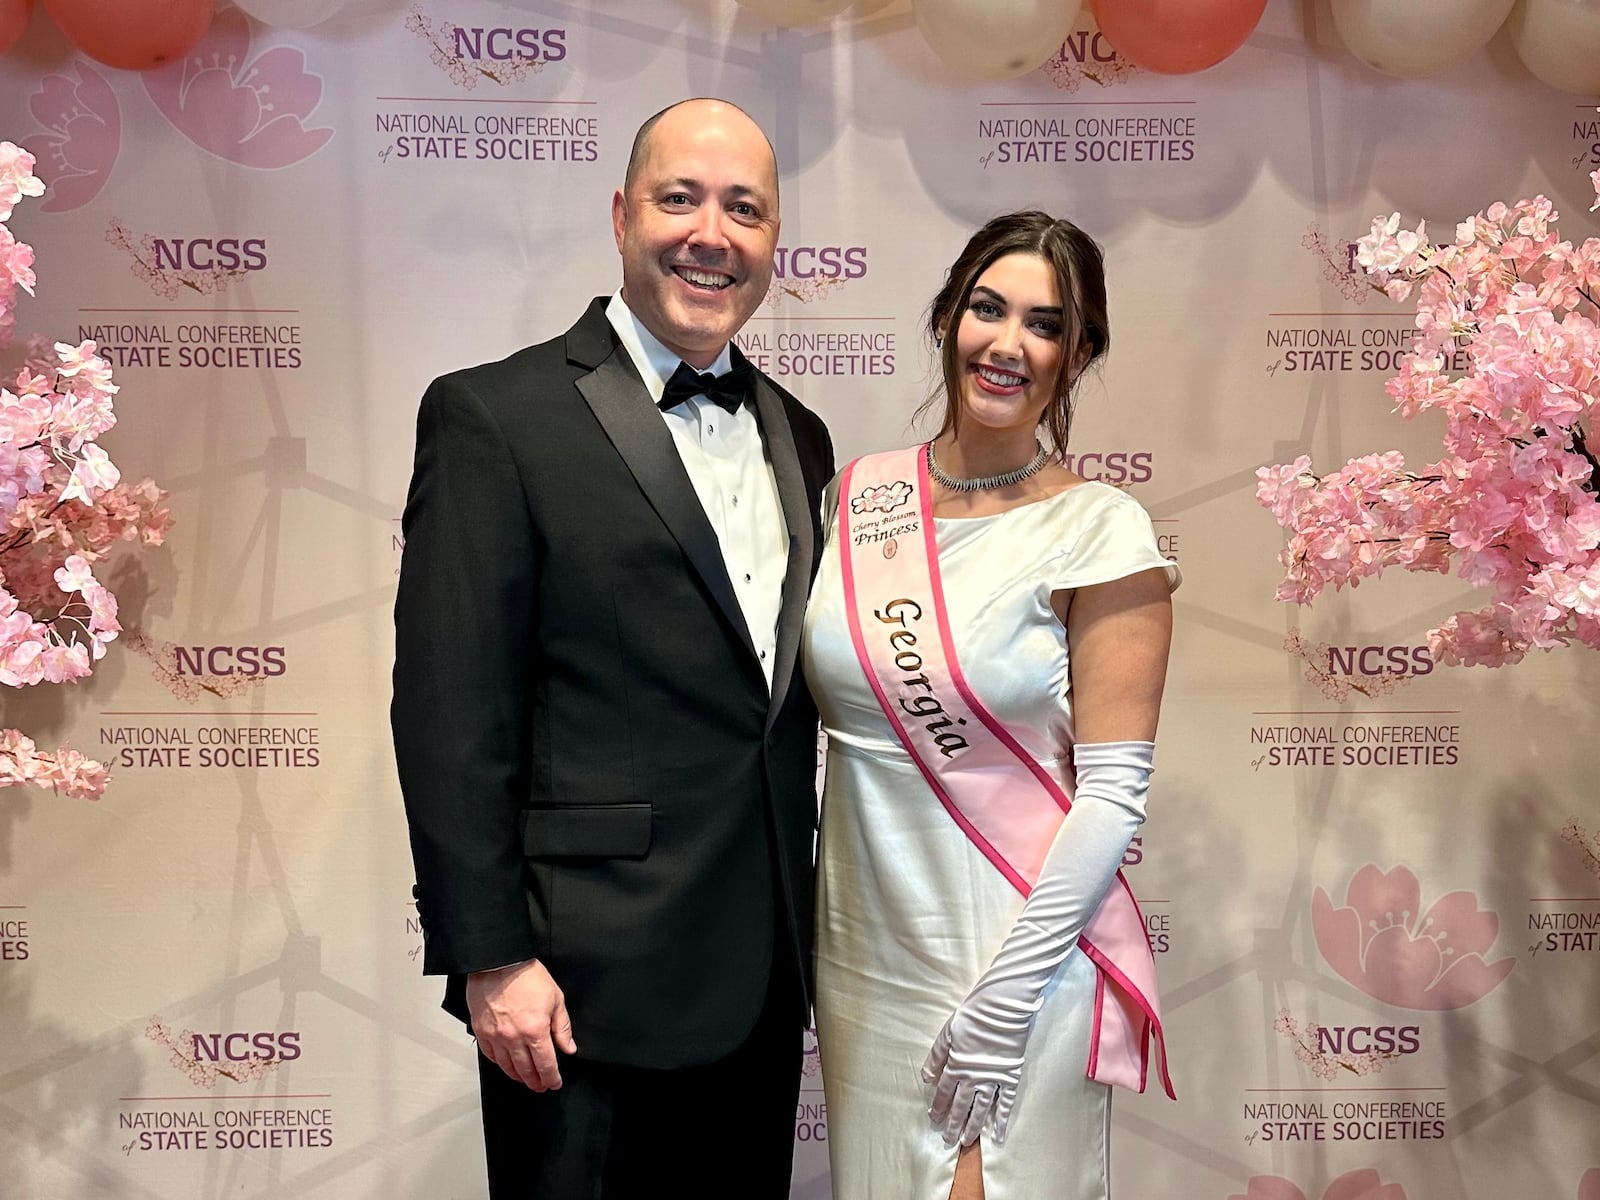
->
[392, 297, 833, 1069]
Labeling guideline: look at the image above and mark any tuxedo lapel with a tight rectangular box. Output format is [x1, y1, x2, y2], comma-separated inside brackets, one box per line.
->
[569, 306, 758, 665]
[752, 373, 814, 728]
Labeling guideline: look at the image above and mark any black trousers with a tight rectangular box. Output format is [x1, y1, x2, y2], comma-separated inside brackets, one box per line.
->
[476, 950, 804, 1200]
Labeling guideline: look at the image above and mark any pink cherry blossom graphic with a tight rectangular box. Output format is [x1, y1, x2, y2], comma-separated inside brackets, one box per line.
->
[1230, 1170, 1407, 1200]
[1283, 627, 1412, 701]
[1039, 32, 1144, 92]
[765, 275, 847, 307]
[145, 1016, 281, 1089]
[20, 63, 121, 213]
[1578, 1168, 1600, 1200]
[1300, 223, 1372, 306]
[105, 217, 245, 300]
[801, 1026, 821, 1078]
[405, 5, 545, 90]
[1313, 864, 1515, 1010]
[850, 480, 912, 517]
[142, 6, 333, 169]
[123, 628, 265, 702]
[1562, 819, 1600, 880]
[1272, 1008, 1396, 1081]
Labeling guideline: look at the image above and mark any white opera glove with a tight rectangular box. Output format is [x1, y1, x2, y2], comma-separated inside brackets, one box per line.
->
[921, 740, 1154, 1148]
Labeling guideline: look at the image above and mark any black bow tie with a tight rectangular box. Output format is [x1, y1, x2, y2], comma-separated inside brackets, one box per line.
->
[658, 358, 755, 415]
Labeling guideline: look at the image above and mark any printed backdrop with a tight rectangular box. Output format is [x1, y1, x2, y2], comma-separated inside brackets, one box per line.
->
[1, 1, 1598, 1197]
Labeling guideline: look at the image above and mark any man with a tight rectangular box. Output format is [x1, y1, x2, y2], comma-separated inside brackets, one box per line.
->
[391, 98, 833, 1198]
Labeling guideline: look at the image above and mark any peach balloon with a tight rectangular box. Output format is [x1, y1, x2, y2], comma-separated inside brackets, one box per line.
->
[43, 0, 214, 71]
[233, 0, 347, 28]
[1090, 0, 1267, 73]
[1508, 0, 1600, 95]
[0, 0, 32, 54]
[914, 0, 1085, 80]
[1329, 0, 1517, 78]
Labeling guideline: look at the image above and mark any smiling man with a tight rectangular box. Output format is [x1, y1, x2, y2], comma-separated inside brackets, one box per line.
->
[392, 99, 834, 1199]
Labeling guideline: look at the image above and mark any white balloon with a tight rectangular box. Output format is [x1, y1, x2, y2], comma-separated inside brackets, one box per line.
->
[1508, 0, 1600, 94]
[733, 0, 855, 27]
[913, 0, 1084, 79]
[232, 0, 350, 29]
[1330, 0, 1517, 77]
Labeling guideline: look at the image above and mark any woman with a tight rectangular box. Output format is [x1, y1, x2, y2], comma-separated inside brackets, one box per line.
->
[803, 211, 1178, 1200]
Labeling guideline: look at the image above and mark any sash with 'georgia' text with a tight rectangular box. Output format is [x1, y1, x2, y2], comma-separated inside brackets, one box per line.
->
[837, 444, 1174, 1099]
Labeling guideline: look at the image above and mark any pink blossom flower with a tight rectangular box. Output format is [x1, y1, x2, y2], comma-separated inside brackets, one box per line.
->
[82, 582, 118, 637]
[0, 143, 44, 222]
[19, 65, 121, 213]
[1313, 864, 1515, 1010]
[0, 226, 35, 297]
[53, 339, 111, 384]
[60, 444, 120, 505]
[38, 640, 90, 683]
[53, 554, 96, 594]
[1356, 213, 1429, 278]
[143, 7, 334, 170]
[0, 729, 107, 798]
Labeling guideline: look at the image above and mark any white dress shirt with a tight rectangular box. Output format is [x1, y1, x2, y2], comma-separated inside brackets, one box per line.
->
[606, 291, 788, 690]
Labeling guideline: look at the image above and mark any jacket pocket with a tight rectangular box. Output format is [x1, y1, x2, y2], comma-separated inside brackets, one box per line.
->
[520, 803, 652, 859]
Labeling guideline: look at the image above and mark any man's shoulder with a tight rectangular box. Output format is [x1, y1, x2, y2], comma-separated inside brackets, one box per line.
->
[431, 332, 574, 397]
[426, 300, 610, 404]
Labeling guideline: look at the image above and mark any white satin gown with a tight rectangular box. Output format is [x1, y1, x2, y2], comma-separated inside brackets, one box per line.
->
[802, 479, 1179, 1200]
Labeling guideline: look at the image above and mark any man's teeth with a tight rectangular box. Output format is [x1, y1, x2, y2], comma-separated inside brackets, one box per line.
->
[977, 366, 1027, 387]
[677, 268, 731, 289]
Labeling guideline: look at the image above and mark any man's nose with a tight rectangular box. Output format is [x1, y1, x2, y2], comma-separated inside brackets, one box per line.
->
[687, 203, 730, 251]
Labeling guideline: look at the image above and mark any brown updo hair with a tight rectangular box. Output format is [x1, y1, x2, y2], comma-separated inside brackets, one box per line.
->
[920, 210, 1109, 456]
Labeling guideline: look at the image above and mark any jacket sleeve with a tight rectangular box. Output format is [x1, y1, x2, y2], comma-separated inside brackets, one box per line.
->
[392, 372, 540, 977]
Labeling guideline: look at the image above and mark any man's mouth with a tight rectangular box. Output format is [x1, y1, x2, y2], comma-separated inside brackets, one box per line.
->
[672, 266, 735, 292]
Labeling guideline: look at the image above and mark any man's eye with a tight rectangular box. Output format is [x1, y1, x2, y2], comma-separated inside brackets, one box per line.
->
[663, 194, 692, 207]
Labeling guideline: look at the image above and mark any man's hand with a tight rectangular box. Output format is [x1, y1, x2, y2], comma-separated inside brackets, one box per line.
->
[466, 959, 578, 1091]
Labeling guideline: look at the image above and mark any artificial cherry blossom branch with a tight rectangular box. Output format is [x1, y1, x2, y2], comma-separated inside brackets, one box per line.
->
[0, 140, 173, 798]
[1258, 171, 1600, 668]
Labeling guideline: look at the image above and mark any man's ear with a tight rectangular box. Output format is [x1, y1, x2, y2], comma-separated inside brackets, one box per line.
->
[611, 189, 628, 252]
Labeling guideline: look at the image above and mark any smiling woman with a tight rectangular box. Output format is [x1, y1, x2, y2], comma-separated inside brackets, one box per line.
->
[806, 210, 1179, 1200]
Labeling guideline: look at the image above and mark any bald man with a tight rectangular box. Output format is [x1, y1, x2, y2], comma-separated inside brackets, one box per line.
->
[393, 99, 833, 1198]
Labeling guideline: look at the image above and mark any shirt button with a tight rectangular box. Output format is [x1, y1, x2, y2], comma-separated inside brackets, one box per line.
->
[744, 573, 752, 583]
[732, 495, 739, 507]
[760, 650, 768, 660]
[707, 424, 714, 434]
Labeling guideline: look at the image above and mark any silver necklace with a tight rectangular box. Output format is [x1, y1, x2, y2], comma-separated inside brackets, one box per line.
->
[926, 440, 1049, 492]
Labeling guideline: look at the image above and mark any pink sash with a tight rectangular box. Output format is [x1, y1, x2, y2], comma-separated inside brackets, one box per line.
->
[837, 445, 1174, 1099]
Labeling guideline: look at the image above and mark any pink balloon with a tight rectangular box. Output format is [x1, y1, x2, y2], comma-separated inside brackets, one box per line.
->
[1091, 0, 1268, 74]
[0, 0, 32, 54]
[43, 0, 213, 71]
